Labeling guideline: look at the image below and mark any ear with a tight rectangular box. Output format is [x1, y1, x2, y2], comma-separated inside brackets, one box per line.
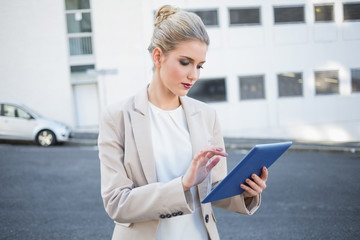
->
[152, 47, 163, 68]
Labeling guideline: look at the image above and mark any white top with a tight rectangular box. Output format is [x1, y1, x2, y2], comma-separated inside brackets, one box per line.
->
[148, 102, 208, 240]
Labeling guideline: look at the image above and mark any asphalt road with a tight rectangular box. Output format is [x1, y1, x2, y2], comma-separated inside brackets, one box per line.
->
[0, 144, 359, 240]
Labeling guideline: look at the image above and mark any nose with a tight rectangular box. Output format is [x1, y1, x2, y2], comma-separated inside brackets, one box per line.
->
[187, 66, 199, 82]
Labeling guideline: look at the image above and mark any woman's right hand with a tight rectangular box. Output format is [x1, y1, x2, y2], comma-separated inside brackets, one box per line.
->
[182, 146, 228, 191]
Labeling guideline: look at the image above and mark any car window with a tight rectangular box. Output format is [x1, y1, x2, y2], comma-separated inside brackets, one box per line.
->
[3, 105, 32, 119]
[4, 105, 16, 118]
[17, 108, 31, 119]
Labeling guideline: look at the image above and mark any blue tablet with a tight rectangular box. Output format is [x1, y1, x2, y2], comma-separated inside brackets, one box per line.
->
[201, 141, 292, 203]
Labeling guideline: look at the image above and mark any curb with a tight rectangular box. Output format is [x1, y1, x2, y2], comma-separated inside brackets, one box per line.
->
[65, 131, 98, 146]
[65, 134, 360, 154]
[224, 138, 360, 154]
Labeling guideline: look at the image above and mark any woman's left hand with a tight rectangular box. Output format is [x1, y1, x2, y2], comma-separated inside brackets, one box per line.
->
[240, 166, 268, 199]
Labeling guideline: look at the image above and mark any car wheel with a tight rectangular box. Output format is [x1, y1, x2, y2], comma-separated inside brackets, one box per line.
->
[36, 130, 56, 147]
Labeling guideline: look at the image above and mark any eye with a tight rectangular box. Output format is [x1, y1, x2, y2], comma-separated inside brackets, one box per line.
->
[197, 65, 204, 69]
[180, 60, 189, 66]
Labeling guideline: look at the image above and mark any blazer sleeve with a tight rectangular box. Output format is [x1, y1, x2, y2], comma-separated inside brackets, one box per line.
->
[209, 112, 261, 215]
[98, 107, 194, 224]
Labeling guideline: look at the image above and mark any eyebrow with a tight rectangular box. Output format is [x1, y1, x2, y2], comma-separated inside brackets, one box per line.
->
[180, 56, 206, 64]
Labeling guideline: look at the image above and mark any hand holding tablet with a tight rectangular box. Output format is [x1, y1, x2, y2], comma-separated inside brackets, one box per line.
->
[201, 142, 292, 203]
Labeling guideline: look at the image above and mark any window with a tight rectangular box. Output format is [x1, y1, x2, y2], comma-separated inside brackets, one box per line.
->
[239, 75, 265, 100]
[69, 37, 93, 55]
[3, 105, 32, 119]
[70, 65, 95, 83]
[66, 12, 92, 33]
[351, 68, 360, 93]
[190, 9, 218, 26]
[229, 7, 261, 25]
[274, 6, 305, 24]
[71, 64, 94, 72]
[17, 108, 31, 119]
[314, 4, 334, 22]
[315, 70, 339, 95]
[187, 78, 226, 102]
[65, 0, 93, 56]
[65, 0, 90, 10]
[4, 105, 16, 118]
[278, 72, 303, 97]
[343, 3, 360, 21]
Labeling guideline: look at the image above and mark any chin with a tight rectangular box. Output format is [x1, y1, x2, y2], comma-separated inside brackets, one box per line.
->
[177, 89, 190, 97]
[170, 87, 189, 97]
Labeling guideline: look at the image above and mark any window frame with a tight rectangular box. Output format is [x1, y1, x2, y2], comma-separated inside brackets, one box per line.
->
[66, 10, 92, 33]
[351, 68, 360, 93]
[2, 104, 34, 119]
[16, 107, 32, 120]
[188, 8, 219, 27]
[314, 70, 340, 95]
[65, 0, 91, 11]
[3, 104, 17, 118]
[187, 78, 227, 103]
[343, 2, 360, 22]
[65, 3, 93, 57]
[70, 64, 96, 84]
[277, 72, 304, 98]
[314, 4, 335, 23]
[273, 5, 306, 24]
[228, 6, 262, 26]
[238, 75, 266, 101]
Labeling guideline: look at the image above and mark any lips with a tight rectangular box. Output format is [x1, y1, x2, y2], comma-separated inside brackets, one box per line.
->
[181, 83, 192, 89]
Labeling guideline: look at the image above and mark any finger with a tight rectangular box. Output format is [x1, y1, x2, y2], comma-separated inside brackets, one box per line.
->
[251, 174, 267, 190]
[195, 152, 216, 166]
[200, 148, 228, 158]
[240, 184, 258, 197]
[206, 157, 221, 172]
[245, 178, 263, 194]
[205, 152, 215, 160]
[260, 166, 268, 181]
[193, 148, 227, 166]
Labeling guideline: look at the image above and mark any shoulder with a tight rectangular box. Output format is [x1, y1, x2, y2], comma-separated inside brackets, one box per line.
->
[107, 96, 135, 114]
[101, 86, 149, 123]
[100, 96, 135, 124]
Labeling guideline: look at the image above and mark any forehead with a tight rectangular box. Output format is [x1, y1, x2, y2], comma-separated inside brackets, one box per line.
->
[169, 40, 207, 61]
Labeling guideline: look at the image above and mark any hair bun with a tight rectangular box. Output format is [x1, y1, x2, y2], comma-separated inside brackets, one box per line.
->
[154, 5, 179, 27]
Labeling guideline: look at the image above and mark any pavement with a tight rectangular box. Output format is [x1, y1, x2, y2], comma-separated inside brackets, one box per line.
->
[67, 130, 360, 154]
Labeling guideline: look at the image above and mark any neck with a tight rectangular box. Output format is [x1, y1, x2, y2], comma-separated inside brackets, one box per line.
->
[148, 75, 181, 111]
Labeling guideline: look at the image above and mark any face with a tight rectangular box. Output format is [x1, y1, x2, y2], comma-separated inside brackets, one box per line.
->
[155, 40, 208, 97]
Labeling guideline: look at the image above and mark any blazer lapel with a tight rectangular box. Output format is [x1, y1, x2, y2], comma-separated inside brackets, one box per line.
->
[181, 97, 212, 200]
[129, 93, 213, 196]
[181, 97, 204, 156]
[129, 87, 157, 184]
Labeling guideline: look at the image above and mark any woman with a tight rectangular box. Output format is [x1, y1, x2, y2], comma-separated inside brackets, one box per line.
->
[98, 5, 268, 240]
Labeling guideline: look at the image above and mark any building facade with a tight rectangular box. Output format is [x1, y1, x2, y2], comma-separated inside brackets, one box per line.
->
[1, 0, 359, 141]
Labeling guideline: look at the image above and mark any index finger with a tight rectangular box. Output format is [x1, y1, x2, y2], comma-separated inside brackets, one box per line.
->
[194, 148, 227, 163]
[260, 166, 268, 181]
[200, 146, 227, 157]
[202, 149, 228, 159]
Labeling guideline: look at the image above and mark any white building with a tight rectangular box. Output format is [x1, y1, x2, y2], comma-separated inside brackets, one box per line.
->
[1, 0, 360, 142]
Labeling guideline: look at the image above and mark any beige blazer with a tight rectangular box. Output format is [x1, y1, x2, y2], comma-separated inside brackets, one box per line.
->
[98, 87, 261, 240]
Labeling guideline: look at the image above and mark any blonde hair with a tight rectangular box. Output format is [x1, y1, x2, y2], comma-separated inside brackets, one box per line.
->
[147, 5, 210, 55]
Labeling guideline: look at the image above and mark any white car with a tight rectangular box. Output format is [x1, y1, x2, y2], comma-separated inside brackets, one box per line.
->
[0, 102, 72, 146]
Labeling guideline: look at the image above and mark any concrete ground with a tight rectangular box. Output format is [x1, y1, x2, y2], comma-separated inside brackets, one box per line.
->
[0, 142, 359, 239]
